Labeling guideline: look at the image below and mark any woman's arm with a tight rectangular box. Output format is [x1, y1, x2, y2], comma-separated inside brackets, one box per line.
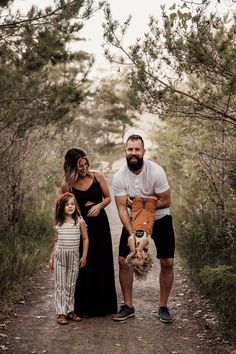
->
[79, 219, 89, 268]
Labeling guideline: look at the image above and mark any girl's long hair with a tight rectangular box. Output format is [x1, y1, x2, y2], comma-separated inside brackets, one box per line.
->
[63, 147, 90, 185]
[55, 192, 81, 226]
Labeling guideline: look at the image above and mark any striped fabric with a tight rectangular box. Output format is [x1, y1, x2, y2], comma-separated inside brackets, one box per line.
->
[55, 222, 80, 249]
[54, 222, 81, 315]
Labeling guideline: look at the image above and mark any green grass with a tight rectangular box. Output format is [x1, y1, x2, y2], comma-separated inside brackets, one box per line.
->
[0, 212, 53, 318]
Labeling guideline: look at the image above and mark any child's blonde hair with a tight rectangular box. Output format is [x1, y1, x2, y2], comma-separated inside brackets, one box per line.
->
[126, 252, 153, 281]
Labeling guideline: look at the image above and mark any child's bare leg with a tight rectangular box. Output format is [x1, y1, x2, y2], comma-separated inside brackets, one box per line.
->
[128, 234, 136, 255]
[136, 233, 150, 259]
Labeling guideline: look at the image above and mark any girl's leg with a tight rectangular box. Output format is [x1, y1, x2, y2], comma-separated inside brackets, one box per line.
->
[55, 251, 67, 316]
[66, 250, 80, 316]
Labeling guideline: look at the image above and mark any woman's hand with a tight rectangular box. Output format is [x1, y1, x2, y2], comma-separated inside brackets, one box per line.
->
[87, 204, 101, 217]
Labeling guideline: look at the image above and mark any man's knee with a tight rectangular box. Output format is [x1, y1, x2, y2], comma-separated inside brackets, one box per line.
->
[160, 258, 174, 271]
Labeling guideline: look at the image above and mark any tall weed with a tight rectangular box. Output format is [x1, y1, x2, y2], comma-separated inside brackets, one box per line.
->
[0, 211, 53, 317]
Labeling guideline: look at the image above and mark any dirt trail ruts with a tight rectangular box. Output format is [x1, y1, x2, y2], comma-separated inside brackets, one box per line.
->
[0, 189, 235, 354]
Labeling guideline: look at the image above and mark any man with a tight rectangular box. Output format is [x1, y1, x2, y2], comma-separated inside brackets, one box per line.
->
[112, 134, 175, 323]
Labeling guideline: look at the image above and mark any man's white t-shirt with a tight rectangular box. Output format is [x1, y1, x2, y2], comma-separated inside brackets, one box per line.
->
[112, 159, 170, 220]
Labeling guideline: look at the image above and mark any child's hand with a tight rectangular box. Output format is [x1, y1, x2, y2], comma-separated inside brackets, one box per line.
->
[79, 256, 87, 268]
[127, 197, 133, 209]
[48, 258, 54, 271]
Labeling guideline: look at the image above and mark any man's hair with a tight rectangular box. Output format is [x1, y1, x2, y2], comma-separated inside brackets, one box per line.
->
[126, 134, 144, 148]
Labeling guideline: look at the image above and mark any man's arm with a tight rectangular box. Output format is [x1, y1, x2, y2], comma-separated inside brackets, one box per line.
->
[115, 195, 133, 235]
[156, 189, 171, 209]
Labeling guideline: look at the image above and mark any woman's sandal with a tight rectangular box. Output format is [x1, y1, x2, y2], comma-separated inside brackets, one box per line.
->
[57, 314, 69, 325]
[67, 311, 82, 322]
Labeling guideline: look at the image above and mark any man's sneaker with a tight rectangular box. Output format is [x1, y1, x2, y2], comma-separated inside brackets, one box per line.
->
[113, 304, 135, 321]
[158, 306, 173, 323]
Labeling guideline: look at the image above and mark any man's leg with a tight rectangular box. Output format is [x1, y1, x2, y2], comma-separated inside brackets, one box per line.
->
[152, 215, 175, 323]
[159, 258, 174, 307]
[119, 256, 134, 307]
[113, 228, 135, 321]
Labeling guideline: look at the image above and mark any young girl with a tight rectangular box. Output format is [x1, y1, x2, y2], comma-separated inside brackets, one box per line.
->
[48, 192, 89, 325]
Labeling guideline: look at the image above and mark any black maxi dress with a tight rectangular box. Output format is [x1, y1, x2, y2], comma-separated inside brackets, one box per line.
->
[72, 175, 117, 316]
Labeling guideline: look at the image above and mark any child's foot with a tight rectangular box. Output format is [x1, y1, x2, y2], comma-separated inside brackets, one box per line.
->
[131, 249, 139, 258]
[67, 311, 82, 322]
[57, 314, 69, 325]
[136, 250, 143, 259]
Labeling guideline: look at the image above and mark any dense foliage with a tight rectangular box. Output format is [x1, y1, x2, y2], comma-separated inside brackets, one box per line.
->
[103, 1, 236, 338]
[0, 0, 138, 314]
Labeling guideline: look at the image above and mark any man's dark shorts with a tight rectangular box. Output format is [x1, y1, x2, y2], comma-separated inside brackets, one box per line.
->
[119, 215, 175, 259]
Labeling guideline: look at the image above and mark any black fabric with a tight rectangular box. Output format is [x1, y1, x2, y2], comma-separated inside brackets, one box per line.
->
[119, 215, 175, 259]
[72, 178, 117, 316]
[73, 175, 103, 211]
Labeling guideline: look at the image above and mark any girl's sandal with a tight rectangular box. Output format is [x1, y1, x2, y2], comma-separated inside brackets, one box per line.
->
[67, 311, 82, 322]
[57, 314, 69, 325]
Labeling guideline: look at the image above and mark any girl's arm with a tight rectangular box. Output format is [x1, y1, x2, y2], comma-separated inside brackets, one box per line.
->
[48, 233, 58, 271]
[78, 219, 89, 268]
[87, 171, 111, 217]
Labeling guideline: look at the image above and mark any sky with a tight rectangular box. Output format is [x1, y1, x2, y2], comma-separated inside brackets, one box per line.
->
[12, 0, 164, 78]
[9, 0, 236, 142]
[11, 0, 236, 79]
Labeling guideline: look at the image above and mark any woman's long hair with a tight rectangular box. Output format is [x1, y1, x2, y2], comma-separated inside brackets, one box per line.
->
[55, 192, 81, 226]
[63, 147, 90, 185]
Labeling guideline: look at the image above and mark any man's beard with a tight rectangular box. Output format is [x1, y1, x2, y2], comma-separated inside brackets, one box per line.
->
[126, 156, 143, 172]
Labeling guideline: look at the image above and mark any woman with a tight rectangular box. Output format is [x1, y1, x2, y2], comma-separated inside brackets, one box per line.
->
[61, 148, 117, 317]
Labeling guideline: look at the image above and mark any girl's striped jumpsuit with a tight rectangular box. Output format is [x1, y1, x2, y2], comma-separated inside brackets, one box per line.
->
[54, 222, 80, 315]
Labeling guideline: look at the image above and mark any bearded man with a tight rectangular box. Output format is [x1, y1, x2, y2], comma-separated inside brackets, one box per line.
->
[112, 134, 175, 323]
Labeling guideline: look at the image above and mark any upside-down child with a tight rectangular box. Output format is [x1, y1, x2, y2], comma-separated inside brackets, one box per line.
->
[48, 192, 89, 325]
[126, 196, 157, 280]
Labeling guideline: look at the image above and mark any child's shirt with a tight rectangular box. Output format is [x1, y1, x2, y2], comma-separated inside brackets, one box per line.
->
[55, 222, 81, 250]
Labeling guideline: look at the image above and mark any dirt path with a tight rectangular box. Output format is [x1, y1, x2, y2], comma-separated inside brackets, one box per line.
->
[0, 186, 235, 354]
